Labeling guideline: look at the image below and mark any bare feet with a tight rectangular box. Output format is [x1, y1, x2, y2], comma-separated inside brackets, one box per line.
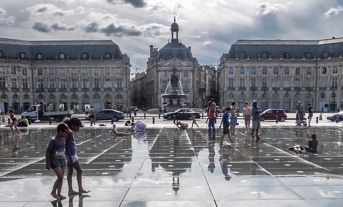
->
[51, 192, 59, 200]
[79, 189, 90, 194]
[68, 190, 79, 196]
[58, 195, 66, 200]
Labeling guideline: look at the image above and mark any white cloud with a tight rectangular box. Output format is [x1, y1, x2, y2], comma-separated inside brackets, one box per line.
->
[324, 6, 343, 18]
[0, 8, 15, 25]
[257, 1, 292, 15]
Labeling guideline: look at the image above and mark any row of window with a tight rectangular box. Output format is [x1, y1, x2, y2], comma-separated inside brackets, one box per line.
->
[227, 66, 341, 75]
[237, 51, 339, 60]
[226, 77, 340, 88]
[1, 67, 123, 76]
[224, 92, 339, 100]
[1, 93, 123, 100]
[0, 77, 123, 89]
[0, 50, 115, 60]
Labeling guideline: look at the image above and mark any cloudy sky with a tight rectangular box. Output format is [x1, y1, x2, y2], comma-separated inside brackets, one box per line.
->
[1, 0, 343, 72]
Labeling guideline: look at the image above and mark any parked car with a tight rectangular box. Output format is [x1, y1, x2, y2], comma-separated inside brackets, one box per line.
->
[163, 108, 201, 120]
[260, 109, 287, 122]
[327, 112, 343, 122]
[86, 109, 124, 122]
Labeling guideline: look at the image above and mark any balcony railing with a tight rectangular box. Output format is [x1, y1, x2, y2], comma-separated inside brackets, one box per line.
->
[70, 88, 78, 91]
[59, 88, 67, 92]
[115, 88, 124, 91]
[283, 87, 291, 91]
[48, 88, 56, 92]
[22, 88, 30, 92]
[272, 87, 280, 90]
[11, 88, 19, 92]
[238, 87, 246, 90]
[104, 88, 112, 91]
[93, 88, 101, 91]
[36, 88, 44, 92]
[249, 87, 257, 90]
[319, 87, 327, 90]
[227, 87, 235, 90]
[305, 87, 313, 91]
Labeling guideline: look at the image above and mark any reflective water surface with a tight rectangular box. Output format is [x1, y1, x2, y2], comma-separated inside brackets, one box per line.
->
[0, 126, 343, 207]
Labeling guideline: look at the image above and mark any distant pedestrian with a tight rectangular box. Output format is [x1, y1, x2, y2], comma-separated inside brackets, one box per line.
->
[308, 103, 313, 127]
[191, 113, 199, 128]
[296, 101, 304, 126]
[242, 102, 251, 134]
[207, 99, 216, 136]
[8, 109, 20, 135]
[230, 102, 238, 135]
[251, 100, 262, 142]
[89, 106, 96, 126]
[45, 123, 72, 200]
[220, 107, 234, 145]
[63, 118, 90, 196]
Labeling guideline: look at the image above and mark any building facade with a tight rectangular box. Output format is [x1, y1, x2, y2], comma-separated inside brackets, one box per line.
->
[130, 18, 216, 109]
[218, 38, 343, 112]
[0, 38, 130, 113]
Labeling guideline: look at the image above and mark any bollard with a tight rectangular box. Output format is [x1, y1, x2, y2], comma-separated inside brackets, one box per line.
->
[152, 116, 155, 124]
[144, 113, 146, 119]
[201, 113, 204, 119]
[158, 113, 160, 119]
[319, 113, 322, 120]
[49, 117, 52, 125]
[316, 117, 318, 123]
[173, 115, 176, 124]
[8, 118, 10, 124]
[131, 116, 134, 123]
[276, 116, 278, 123]
[111, 119, 113, 124]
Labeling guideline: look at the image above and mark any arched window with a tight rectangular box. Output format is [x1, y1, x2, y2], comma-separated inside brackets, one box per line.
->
[82, 53, 89, 60]
[272, 93, 279, 99]
[104, 52, 111, 59]
[60, 94, 67, 99]
[93, 94, 101, 99]
[305, 52, 312, 59]
[284, 93, 290, 99]
[59, 53, 66, 60]
[19, 52, 26, 59]
[321, 93, 325, 99]
[71, 94, 78, 99]
[38, 94, 44, 99]
[13, 94, 18, 99]
[24, 94, 29, 99]
[1, 94, 7, 99]
[83, 94, 89, 99]
[331, 92, 336, 98]
[49, 94, 55, 99]
[105, 94, 112, 99]
[116, 94, 123, 99]
[37, 53, 43, 60]
[251, 93, 257, 99]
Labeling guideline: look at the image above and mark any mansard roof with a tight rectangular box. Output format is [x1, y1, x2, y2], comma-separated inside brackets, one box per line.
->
[0, 37, 124, 60]
[227, 37, 343, 59]
[156, 42, 193, 61]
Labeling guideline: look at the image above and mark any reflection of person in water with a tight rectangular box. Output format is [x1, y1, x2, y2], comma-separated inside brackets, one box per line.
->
[219, 144, 232, 180]
[11, 129, 29, 157]
[208, 141, 215, 173]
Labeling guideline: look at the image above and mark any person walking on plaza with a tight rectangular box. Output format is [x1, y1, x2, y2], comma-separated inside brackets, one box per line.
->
[242, 101, 252, 134]
[207, 99, 216, 136]
[45, 123, 72, 200]
[230, 102, 238, 135]
[296, 101, 304, 126]
[191, 113, 199, 128]
[308, 103, 314, 127]
[88, 106, 96, 126]
[8, 109, 20, 135]
[251, 100, 262, 142]
[220, 107, 234, 145]
[63, 117, 90, 196]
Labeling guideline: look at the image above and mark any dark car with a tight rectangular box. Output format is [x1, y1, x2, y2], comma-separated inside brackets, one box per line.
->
[327, 112, 343, 122]
[260, 109, 287, 122]
[163, 108, 201, 120]
[86, 109, 124, 122]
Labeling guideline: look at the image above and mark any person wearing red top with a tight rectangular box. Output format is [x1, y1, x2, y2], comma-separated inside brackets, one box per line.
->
[207, 99, 216, 136]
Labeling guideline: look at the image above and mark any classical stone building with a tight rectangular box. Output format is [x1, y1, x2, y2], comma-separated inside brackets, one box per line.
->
[131, 18, 216, 109]
[0, 38, 130, 113]
[218, 38, 343, 112]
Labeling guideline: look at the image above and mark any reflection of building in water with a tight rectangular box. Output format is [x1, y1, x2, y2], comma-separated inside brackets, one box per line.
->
[149, 128, 195, 194]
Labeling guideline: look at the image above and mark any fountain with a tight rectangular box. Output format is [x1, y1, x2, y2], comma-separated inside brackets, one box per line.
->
[162, 67, 188, 110]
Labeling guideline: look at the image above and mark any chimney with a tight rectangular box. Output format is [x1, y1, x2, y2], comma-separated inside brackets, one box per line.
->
[150, 45, 153, 57]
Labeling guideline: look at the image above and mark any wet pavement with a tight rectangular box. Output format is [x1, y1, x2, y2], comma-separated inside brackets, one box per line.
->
[0, 125, 343, 207]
